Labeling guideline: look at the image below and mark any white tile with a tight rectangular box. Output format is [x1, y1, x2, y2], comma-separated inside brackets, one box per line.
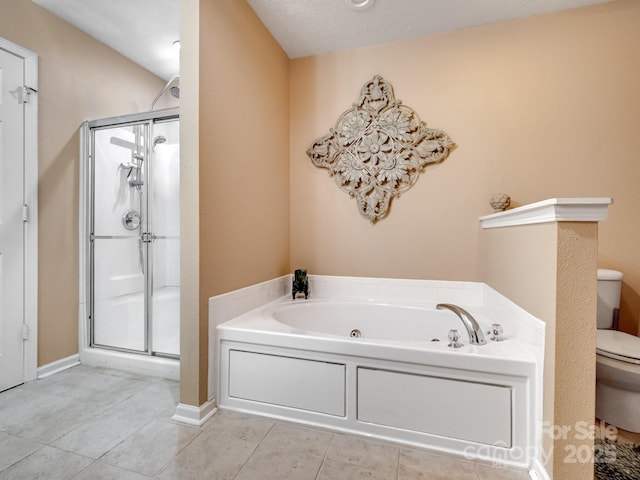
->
[235, 447, 323, 480]
[7, 396, 106, 444]
[0, 366, 539, 480]
[325, 434, 399, 478]
[72, 461, 150, 480]
[0, 446, 92, 480]
[259, 423, 333, 457]
[210, 276, 294, 335]
[52, 381, 178, 459]
[155, 428, 260, 480]
[381, 280, 440, 305]
[0, 388, 64, 432]
[101, 418, 200, 476]
[317, 457, 395, 480]
[437, 286, 472, 305]
[0, 432, 43, 472]
[398, 448, 478, 480]
[203, 410, 273, 443]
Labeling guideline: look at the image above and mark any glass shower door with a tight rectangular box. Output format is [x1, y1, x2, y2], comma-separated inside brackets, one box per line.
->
[149, 119, 180, 356]
[88, 111, 180, 358]
[91, 124, 148, 352]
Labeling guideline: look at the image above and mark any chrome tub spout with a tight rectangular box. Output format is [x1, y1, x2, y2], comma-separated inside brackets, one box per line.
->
[436, 303, 487, 346]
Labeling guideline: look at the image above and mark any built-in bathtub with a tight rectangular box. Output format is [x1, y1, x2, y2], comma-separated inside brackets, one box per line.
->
[214, 275, 544, 470]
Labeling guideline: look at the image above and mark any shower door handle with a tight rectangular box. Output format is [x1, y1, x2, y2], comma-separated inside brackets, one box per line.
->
[138, 236, 145, 274]
[138, 232, 157, 273]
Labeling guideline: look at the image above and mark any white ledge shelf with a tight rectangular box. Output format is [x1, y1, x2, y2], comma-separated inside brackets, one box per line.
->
[479, 197, 613, 229]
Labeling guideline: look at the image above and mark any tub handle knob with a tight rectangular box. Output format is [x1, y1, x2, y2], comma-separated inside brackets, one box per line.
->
[448, 329, 463, 348]
[488, 323, 505, 342]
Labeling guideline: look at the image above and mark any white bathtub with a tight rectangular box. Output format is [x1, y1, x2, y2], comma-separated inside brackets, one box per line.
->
[216, 284, 540, 469]
[269, 301, 480, 342]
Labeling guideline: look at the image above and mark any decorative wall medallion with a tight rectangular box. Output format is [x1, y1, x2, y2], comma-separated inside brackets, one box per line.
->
[307, 75, 455, 223]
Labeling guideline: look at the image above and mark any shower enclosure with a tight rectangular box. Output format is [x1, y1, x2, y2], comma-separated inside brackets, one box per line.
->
[80, 108, 180, 366]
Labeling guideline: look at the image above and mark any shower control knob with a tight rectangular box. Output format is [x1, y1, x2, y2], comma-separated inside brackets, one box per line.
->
[489, 323, 505, 342]
[122, 210, 141, 230]
[448, 329, 463, 348]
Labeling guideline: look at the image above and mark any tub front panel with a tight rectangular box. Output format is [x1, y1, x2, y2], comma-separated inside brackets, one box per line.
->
[357, 368, 512, 446]
[218, 338, 534, 468]
[228, 350, 346, 416]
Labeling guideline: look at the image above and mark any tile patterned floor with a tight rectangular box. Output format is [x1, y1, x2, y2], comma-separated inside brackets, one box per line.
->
[0, 365, 530, 479]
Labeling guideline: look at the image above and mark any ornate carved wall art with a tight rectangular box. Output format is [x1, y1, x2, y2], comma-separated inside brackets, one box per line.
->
[307, 75, 455, 223]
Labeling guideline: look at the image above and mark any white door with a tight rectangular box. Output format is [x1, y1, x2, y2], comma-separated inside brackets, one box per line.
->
[0, 47, 26, 392]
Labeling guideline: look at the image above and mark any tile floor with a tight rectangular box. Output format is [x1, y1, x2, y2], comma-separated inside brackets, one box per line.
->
[0, 365, 531, 479]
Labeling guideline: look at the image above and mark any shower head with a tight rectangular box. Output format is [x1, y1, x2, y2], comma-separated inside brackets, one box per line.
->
[152, 135, 167, 152]
[150, 75, 180, 110]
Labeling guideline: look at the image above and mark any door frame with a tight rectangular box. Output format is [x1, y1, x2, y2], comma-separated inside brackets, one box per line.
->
[0, 37, 38, 383]
[79, 108, 179, 358]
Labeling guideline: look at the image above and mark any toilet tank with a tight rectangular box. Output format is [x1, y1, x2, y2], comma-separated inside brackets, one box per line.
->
[597, 269, 623, 329]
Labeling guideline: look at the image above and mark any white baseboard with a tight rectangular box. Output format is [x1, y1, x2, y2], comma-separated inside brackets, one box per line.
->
[530, 459, 551, 480]
[172, 400, 217, 427]
[37, 354, 81, 379]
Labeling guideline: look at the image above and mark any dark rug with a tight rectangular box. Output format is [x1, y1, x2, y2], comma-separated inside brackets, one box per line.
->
[595, 438, 640, 480]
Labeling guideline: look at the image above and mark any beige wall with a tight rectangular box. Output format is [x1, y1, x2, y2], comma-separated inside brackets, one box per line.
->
[186, 0, 290, 403]
[483, 222, 558, 472]
[0, 0, 169, 366]
[484, 221, 598, 480]
[554, 222, 598, 480]
[200, 0, 289, 300]
[198, 0, 289, 300]
[179, 0, 202, 406]
[290, 1, 640, 325]
[288, 6, 633, 476]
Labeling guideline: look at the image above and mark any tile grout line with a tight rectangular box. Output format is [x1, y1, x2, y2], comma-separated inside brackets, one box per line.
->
[230, 420, 277, 480]
[0, 439, 45, 476]
[314, 431, 336, 480]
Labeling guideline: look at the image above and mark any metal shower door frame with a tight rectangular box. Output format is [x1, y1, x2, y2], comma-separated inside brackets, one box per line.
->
[84, 107, 179, 357]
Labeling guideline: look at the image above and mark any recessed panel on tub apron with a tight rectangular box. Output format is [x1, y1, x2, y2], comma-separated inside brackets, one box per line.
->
[228, 350, 346, 416]
[357, 367, 512, 446]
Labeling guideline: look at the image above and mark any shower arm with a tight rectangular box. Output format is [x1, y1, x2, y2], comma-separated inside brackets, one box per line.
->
[150, 75, 180, 111]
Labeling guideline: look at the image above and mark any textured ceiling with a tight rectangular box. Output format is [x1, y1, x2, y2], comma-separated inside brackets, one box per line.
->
[31, 0, 612, 80]
[32, 0, 180, 81]
[247, 0, 613, 58]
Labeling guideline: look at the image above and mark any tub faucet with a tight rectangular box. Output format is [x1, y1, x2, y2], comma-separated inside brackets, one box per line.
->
[436, 304, 487, 346]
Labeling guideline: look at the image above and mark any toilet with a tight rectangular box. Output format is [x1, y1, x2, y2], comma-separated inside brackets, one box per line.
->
[595, 268, 640, 432]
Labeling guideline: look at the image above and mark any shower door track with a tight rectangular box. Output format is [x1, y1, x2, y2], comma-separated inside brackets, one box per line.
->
[87, 107, 179, 129]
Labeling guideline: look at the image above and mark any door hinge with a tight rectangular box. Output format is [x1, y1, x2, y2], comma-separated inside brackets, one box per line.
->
[20, 85, 38, 104]
[22, 324, 30, 341]
[22, 204, 29, 223]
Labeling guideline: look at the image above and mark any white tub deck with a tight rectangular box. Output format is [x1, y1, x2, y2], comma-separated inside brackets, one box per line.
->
[215, 281, 542, 469]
